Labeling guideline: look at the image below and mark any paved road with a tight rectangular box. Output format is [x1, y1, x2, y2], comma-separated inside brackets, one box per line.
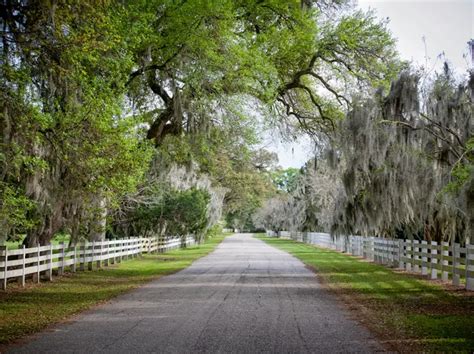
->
[11, 234, 384, 353]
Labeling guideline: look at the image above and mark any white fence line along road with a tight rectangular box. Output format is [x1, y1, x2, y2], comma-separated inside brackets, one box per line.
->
[267, 230, 474, 291]
[0, 236, 195, 290]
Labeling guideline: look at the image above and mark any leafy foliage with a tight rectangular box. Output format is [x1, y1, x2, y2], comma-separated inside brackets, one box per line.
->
[271, 168, 301, 193]
[0, 1, 153, 245]
[132, 187, 210, 238]
[1, 0, 402, 244]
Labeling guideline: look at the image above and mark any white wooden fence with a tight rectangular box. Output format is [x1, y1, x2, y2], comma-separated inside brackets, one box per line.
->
[0, 236, 195, 290]
[266, 230, 474, 291]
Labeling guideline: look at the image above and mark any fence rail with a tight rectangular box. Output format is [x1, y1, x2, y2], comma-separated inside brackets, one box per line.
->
[266, 230, 474, 291]
[0, 236, 195, 290]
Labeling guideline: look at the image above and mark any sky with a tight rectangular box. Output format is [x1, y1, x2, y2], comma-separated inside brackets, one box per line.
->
[271, 0, 474, 169]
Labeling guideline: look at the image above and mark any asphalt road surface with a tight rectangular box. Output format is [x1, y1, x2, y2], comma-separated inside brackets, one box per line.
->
[11, 234, 384, 353]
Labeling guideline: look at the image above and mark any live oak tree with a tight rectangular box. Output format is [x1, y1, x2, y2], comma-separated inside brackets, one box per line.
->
[1, 1, 152, 245]
[121, 0, 399, 231]
[125, 0, 400, 143]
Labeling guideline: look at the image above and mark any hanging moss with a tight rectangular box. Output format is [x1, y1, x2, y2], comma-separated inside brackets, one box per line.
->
[331, 70, 473, 242]
[255, 70, 473, 244]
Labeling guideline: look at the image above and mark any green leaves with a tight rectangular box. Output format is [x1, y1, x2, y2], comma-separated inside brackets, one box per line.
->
[0, 0, 404, 243]
[271, 168, 301, 193]
[0, 183, 36, 242]
[0, 1, 156, 244]
[131, 187, 210, 237]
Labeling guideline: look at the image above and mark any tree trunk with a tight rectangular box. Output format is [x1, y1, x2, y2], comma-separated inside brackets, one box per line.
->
[89, 196, 107, 241]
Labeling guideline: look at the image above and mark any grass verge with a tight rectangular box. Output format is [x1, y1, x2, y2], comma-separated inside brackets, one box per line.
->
[0, 235, 226, 345]
[257, 235, 474, 352]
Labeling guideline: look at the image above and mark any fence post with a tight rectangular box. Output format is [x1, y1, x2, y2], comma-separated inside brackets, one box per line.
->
[406, 240, 412, 272]
[116, 240, 120, 263]
[414, 240, 420, 273]
[398, 239, 404, 269]
[96, 241, 101, 269]
[379, 239, 383, 264]
[382, 239, 386, 264]
[390, 240, 395, 267]
[466, 244, 474, 291]
[48, 243, 53, 281]
[421, 240, 428, 276]
[73, 244, 77, 272]
[386, 239, 389, 265]
[80, 242, 85, 271]
[89, 241, 94, 271]
[124, 238, 128, 260]
[431, 241, 438, 280]
[36, 243, 40, 283]
[378, 239, 382, 263]
[21, 245, 26, 287]
[59, 242, 65, 275]
[1, 246, 7, 290]
[370, 238, 373, 260]
[110, 241, 115, 265]
[441, 242, 449, 281]
[376, 239, 381, 264]
[366, 238, 370, 259]
[452, 242, 460, 286]
[124, 238, 128, 259]
[386, 239, 390, 265]
[374, 239, 378, 263]
[105, 241, 109, 266]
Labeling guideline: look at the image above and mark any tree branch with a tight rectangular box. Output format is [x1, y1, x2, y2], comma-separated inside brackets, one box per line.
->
[420, 112, 466, 149]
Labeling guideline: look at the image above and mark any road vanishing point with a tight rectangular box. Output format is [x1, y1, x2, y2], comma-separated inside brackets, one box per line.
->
[11, 234, 384, 353]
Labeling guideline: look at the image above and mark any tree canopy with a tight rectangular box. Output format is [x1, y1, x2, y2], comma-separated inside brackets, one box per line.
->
[1, 0, 410, 245]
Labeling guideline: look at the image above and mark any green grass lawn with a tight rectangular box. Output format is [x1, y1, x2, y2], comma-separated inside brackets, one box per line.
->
[257, 235, 474, 352]
[0, 235, 226, 345]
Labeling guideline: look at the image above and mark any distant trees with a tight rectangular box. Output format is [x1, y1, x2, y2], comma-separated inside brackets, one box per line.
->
[111, 186, 210, 240]
[253, 161, 339, 232]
